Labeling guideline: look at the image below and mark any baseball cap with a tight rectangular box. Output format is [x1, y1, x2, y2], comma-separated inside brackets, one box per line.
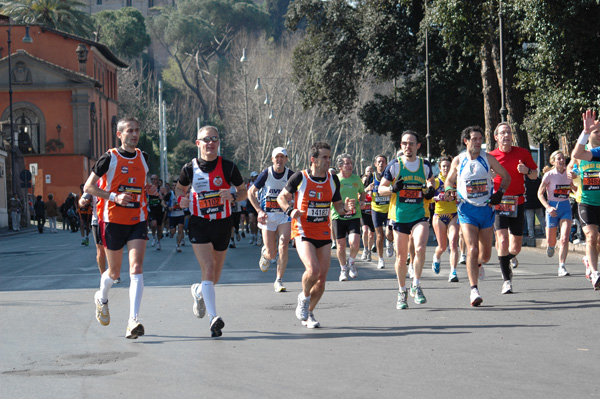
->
[272, 147, 288, 157]
[250, 171, 258, 178]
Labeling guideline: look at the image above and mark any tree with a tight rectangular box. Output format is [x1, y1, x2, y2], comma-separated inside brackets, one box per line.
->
[1, 0, 94, 38]
[94, 8, 151, 61]
[147, 0, 270, 124]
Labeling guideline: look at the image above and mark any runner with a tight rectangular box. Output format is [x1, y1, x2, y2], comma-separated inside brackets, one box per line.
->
[537, 150, 574, 277]
[444, 126, 510, 306]
[431, 156, 460, 282]
[331, 153, 366, 281]
[247, 172, 260, 245]
[176, 126, 247, 337]
[489, 122, 538, 294]
[571, 109, 600, 289]
[148, 174, 165, 250]
[84, 116, 156, 338]
[360, 166, 375, 262]
[377, 130, 436, 309]
[167, 180, 186, 252]
[78, 183, 92, 245]
[277, 142, 354, 328]
[248, 147, 295, 292]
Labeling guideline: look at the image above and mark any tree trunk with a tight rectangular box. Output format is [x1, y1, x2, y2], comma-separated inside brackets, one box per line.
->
[480, 43, 501, 151]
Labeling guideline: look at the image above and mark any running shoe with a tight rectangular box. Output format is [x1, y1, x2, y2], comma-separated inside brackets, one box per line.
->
[583, 256, 592, 281]
[274, 279, 286, 292]
[448, 269, 459, 283]
[593, 273, 600, 291]
[371, 245, 376, 253]
[249, 236, 255, 245]
[241, 231, 246, 238]
[85, 237, 90, 246]
[546, 246, 555, 258]
[361, 250, 368, 261]
[406, 254, 411, 266]
[259, 246, 270, 272]
[236, 232, 241, 241]
[156, 241, 161, 251]
[432, 260, 441, 274]
[558, 264, 570, 277]
[396, 289, 409, 310]
[411, 285, 427, 304]
[408, 264, 415, 279]
[181, 241, 185, 246]
[386, 246, 394, 258]
[348, 259, 358, 279]
[176, 244, 182, 252]
[81, 238, 86, 246]
[510, 257, 518, 269]
[302, 312, 320, 328]
[331, 241, 337, 249]
[459, 254, 467, 264]
[210, 316, 225, 337]
[190, 283, 206, 318]
[501, 280, 513, 294]
[151, 237, 156, 247]
[296, 293, 309, 321]
[377, 258, 385, 269]
[366, 251, 372, 262]
[470, 288, 483, 307]
[94, 291, 110, 326]
[478, 264, 485, 280]
[125, 318, 145, 339]
[339, 267, 349, 282]
[114, 277, 121, 284]
[229, 240, 236, 249]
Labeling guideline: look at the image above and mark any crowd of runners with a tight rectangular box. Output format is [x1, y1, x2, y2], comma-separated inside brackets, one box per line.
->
[81, 111, 600, 339]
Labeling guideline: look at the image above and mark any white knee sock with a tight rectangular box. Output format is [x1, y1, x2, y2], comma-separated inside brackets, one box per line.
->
[129, 274, 144, 320]
[99, 271, 114, 302]
[202, 281, 217, 318]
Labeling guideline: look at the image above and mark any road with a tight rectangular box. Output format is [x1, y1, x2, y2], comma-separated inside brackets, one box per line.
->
[1, 228, 599, 398]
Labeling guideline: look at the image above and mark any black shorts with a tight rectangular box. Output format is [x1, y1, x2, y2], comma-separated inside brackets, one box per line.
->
[100, 221, 148, 251]
[579, 203, 600, 227]
[299, 236, 332, 249]
[332, 218, 362, 239]
[92, 224, 103, 245]
[148, 207, 164, 224]
[392, 218, 429, 235]
[247, 202, 258, 215]
[361, 212, 375, 232]
[494, 203, 525, 236]
[188, 216, 233, 251]
[169, 215, 185, 228]
[80, 213, 91, 225]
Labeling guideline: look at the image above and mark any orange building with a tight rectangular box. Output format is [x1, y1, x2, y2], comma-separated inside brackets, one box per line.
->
[0, 23, 127, 226]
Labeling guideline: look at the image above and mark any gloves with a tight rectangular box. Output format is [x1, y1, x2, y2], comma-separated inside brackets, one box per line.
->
[488, 190, 504, 206]
[423, 186, 436, 200]
[391, 178, 404, 193]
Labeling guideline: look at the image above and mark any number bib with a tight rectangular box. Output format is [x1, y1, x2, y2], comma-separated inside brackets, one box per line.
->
[117, 185, 143, 208]
[374, 195, 390, 206]
[195, 190, 224, 216]
[553, 184, 571, 199]
[264, 196, 282, 213]
[465, 178, 489, 199]
[495, 196, 518, 218]
[583, 171, 600, 191]
[397, 183, 423, 204]
[307, 201, 330, 223]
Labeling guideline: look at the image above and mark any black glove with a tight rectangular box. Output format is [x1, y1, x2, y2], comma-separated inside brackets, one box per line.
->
[391, 178, 405, 193]
[488, 190, 504, 206]
[423, 186, 435, 200]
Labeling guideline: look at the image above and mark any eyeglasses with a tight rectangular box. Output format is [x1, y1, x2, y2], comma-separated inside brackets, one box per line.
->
[199, 136, 220, 143]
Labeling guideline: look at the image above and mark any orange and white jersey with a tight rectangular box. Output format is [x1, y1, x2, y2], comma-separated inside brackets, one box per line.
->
[98, 148, 149, 225]
[189, 157, 232, 219]
[292, 170, 335, 240]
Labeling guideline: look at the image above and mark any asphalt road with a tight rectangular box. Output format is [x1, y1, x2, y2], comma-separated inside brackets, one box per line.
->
[1, 227, 599, 398]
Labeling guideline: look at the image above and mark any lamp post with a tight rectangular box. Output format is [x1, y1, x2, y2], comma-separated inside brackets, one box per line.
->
[425, 25, 431, 162]
[498, 0, 508, 123]
[56, 124, 61, 154]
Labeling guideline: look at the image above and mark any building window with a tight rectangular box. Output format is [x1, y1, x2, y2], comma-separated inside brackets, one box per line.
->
[126, 0, 132, 6]
[15, 112, 40, 154]
[148, 0, 154, 7]
[97, 0, 102, 4]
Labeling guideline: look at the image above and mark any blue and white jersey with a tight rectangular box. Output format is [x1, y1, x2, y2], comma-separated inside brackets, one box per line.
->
[254, 166, 293, 213]
[456, 150, 493, 207]
[168, 190, 186, 217]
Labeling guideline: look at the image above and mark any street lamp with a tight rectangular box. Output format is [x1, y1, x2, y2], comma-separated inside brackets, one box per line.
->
[56, 124, 61, 154]
[498, 1, 508, 123]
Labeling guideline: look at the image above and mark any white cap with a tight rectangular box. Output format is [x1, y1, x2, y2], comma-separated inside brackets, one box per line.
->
[272, 147, 288, 157]
[250, 171, 258, 178]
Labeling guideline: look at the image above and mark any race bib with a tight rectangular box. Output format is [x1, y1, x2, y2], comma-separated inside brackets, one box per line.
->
[194, 190, 224, 215]
[117, 185, 142, 208]
[465, 179, 489, 199]
[495, 196, 518, 218]
[374, 195, 390, 206]
[553, 184, 571, 199]
[582, 171, 600, 191]
[265, 196, 282, 213]
[306, 201, 330, 223]
[397, 183, 423, 204]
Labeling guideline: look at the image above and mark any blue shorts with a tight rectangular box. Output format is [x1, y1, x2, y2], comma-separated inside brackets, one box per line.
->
[457, 201, 495, 230]
[546, 200, 571, 228]
[372, 210, 389, 229]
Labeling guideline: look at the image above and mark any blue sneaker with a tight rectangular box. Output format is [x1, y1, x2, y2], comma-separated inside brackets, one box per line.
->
[432, 260, 441, 274]
[448, 269, 459, 282]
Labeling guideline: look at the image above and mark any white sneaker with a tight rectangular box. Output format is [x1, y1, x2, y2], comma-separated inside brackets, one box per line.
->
[339, 267, 349, 281]
[366, 251, 372, 262]
[546, 246, 555, 258]
[361, 250, 368, 260]
[302, 312, 320, 329]
[459, 254, 467, 264]
[125, 318, 145, 339]
[478, 264, 485, 280]
[408, 264, 415, 279]
[176, 244, 182, 252]
[501, 280, 513, 294]
[470, 288, 483, 307]
[190, 283, 206, 318]
[259, 246, 270, 272]
[377, 258, 385, 269]
[94, 291, 110, 326]
[510, 257, 518, 269]
[296, 293, 309, 321]
[348, 259, 358, 278]
[558, 264, 570, 277]
[274, 279, 286, 292]
[386, 246, 394, 258]
[156, 241, 161, 251]
[151, 237, 156, 247]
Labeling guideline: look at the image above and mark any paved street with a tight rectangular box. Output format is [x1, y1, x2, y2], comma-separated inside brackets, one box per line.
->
[1, 227, 599, 398]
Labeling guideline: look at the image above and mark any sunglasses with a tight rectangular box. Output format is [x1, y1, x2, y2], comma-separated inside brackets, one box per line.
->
[199, 136, 219, 143]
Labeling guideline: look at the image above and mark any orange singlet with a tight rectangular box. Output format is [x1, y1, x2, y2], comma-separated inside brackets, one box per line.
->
[292, 170, 336, 240]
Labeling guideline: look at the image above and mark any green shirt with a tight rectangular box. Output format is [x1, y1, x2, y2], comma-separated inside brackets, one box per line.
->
[331, 173, 364, 220]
